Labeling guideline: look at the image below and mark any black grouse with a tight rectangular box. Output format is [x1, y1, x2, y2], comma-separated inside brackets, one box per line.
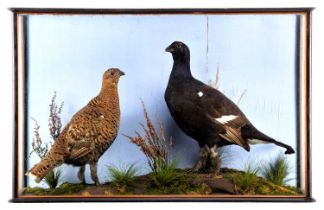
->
[164, 41, 295, 174]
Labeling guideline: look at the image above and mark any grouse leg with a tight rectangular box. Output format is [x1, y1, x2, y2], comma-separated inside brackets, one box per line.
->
[192, 145, 209, 172]
[78, 165, 86, 184]
[208, 145, 221, 177]
[90, 162, 100, 186]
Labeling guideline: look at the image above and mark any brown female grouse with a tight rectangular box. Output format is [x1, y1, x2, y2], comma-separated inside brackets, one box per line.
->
[164, 41, 294, 174]
[27, 68, 125, 185]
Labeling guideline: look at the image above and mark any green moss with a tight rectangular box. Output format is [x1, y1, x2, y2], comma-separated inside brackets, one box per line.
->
[225, 169, 299, 195]
[147, 170, 190, 194]
[24, 187, 47, 196]
[25, 182, 85, 195]
[24, 168, 301, 196]
[190, 183, 213, 195]
[226, 164, 260, 194]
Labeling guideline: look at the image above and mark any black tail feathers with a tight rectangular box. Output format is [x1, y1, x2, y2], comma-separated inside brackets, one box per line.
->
[242, 124, 295, 155]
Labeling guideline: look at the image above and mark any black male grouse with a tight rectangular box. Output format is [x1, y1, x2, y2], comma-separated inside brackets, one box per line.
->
[164, 41, 295, 174]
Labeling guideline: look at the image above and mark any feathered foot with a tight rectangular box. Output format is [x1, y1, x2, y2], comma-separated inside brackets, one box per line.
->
[78, 165, 86, 184]
[192, 146, 209, 172]
[205, 145, 221, 177]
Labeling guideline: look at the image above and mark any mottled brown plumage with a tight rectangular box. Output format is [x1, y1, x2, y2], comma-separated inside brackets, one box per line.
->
[27, 68, 125, 185]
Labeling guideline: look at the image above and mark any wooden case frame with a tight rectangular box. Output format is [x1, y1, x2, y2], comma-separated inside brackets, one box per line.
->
[11, 7, 313, 202]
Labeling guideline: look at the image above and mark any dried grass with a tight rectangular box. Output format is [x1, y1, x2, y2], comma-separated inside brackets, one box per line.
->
[124, 99, 173, 172]
[30, 118, 48, 159]
[29, 91, 64, 188]
[208, 63, 220, 89]
[48, 92, 64, 140]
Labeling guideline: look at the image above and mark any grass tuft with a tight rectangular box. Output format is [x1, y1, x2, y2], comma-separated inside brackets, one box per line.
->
[229, 162, 260, 193]
[261, 154, 291, 186]
[108, 163, 139, 188]
[43, 168, 62, 189]
[147, 161, 205, 194]
[240, 163, 260, 191]
[150, 159, 180, 187]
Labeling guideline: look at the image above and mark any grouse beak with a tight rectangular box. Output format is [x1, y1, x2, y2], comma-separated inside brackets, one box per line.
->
[165, 45, 174, 53]
[119, 70, 126, 76]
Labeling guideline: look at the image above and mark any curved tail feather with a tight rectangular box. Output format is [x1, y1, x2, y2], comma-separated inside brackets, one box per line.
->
[26, 137, 66, 182]
[242, 124, 295, 154]
[26, 157, 62, 183]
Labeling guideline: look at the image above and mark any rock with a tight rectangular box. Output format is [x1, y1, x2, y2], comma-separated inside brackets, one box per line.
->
[190, 176, 237, 195]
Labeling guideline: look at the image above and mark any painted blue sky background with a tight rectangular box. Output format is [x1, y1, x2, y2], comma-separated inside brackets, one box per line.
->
[26, 14, 298, 187]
